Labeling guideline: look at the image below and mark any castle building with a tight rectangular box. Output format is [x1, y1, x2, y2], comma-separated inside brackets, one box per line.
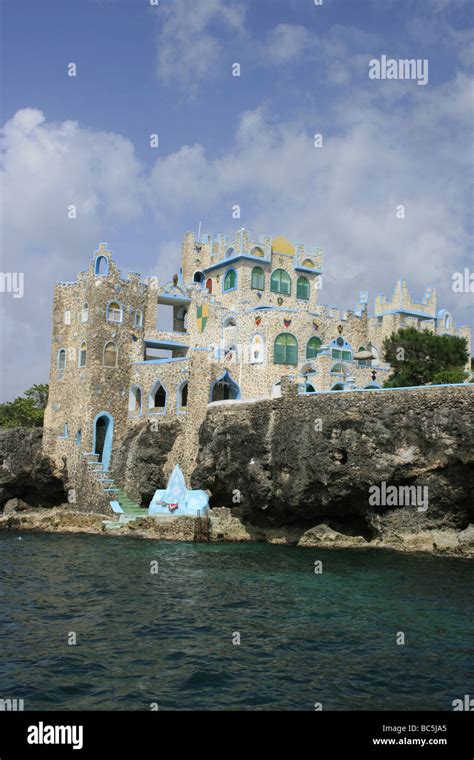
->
[42, 229, 471, 511]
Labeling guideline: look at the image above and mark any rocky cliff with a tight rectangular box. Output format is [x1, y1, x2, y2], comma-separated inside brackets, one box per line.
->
[0, 427, 66, 508]
[190, 385, 474, 540]
[1, 385, 473, 556]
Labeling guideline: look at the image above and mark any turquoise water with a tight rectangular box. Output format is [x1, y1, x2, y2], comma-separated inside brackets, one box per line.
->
[0, 532, 472, 711]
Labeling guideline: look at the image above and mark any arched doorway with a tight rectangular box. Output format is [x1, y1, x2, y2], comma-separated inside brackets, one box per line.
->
[210, 372, 240, 402]
[93, 412, 114, 471]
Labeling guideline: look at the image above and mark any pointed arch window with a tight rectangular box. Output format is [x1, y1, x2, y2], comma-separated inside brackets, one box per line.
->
[274, 333, 298, 365]
[149, 381, 167, 411]
[206, 278, 213, 293]
[128, 385, 142, 414]
[297, 276, 310, 300]
[78, 341, 87, 368]
[103, 341, 118, 367]
[81, 303, 89, 323]
[134, 310, 143, 328]
[270, 269, 291, 295]
[210, 372, 240, 402]
[178, 381, 188, 411]
[306, 337, 322, 358]
[251, 266, 265, 290]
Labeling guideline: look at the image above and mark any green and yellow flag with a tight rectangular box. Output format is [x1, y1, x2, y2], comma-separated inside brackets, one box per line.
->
[196, 303, 209, 333]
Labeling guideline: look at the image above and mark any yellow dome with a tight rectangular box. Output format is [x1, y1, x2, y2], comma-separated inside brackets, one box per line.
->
[271, 235, 295, 256]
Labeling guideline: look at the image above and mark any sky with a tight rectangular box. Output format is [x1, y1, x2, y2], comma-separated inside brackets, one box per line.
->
[0, 0, 473, 401]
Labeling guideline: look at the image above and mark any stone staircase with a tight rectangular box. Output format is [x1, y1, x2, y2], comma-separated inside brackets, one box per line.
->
[82, 452, 147, 523]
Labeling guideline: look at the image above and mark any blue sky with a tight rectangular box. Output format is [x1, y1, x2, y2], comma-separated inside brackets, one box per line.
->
[1, 0, 473, 400]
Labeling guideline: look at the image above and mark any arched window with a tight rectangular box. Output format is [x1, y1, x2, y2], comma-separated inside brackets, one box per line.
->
[274, 333, 298, 365]
[331, 383, 344, 391]
[330, 338, 352, 361]
[225, 247, 235, 259]
[178, 382, 188, 410]
[270, 269, 291, 295]
[176, 306, 188, 332]
[306, 337, 322, 358]
[193, 271, 204, 284]
[128, 385, 142, 413]
[302, 258, 315, 269]
[63, 423, 69, 438]
[81, 303, 89, 323]
[78, 341, 87, 368]
[250, 334, 264, 364]
[95, 256, 108, 276]
[357, 346, 368, 366]
[149, 381, 166, 410]
[297, 276, 310, 300]
[75, 429, 81, 446]
[206, 278, 213, 293]
[57, 349, 66, 370]
[251, 246, 264, 257]
[103, 341, 118, 367]
[369, 345, 379, 367]
[134, 310, 143, 327]
[223, 268, 237, 291]
[251, 266, 265, 290]
[305, 383, 316, 393]
[210, 372, 240, 402]
[445, 313, 450, 330]
[106, 301, 122, 323]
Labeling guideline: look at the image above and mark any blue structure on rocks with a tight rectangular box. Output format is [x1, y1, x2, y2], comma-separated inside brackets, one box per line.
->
[148, 464, 209, 517]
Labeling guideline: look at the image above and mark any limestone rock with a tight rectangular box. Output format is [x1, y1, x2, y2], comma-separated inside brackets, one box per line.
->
[297, 524, 367, 548]
[0, 428, 66, 508]
[2, 498, 31, 515]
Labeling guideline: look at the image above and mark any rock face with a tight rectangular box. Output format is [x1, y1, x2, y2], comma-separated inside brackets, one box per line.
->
[191, 385, 474, 538]
[0, 428, 66, 510]
[111, 420, 181, 506]
[298, 524, 368, 548]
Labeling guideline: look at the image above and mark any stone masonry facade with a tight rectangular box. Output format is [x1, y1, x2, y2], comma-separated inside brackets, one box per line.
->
[42, 230, 471, 510]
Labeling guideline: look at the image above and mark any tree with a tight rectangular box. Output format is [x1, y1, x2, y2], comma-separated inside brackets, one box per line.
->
[383, 328, 468, 388]
[0, 384, 49, 428]
[431, 369, 467, 385]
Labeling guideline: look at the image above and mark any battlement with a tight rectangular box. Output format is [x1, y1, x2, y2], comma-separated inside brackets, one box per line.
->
[374, 278, 436, 319]
[181, 228, 324, 284]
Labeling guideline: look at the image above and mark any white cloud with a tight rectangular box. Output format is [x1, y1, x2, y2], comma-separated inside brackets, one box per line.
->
[262, 24, 312, 65]
[0, 109, 145, 400]
[148, 73, 473, 332]
[156, 0, 246, 91]
[2, 58, 472, 399]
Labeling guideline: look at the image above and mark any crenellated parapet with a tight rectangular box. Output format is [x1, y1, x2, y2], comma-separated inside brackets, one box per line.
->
[375, 278, 437, 319]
